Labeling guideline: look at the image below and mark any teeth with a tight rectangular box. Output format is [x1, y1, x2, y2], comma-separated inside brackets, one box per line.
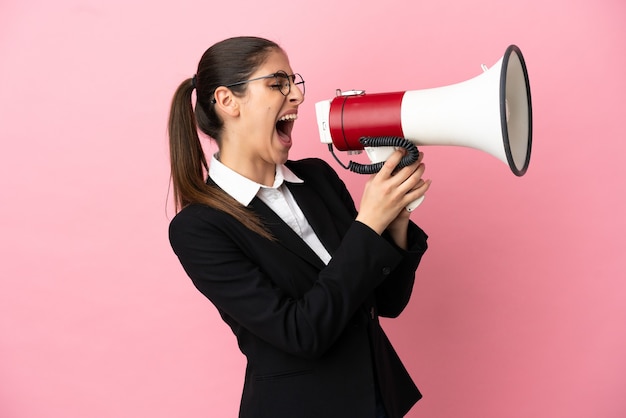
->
[278, 114, 298, 122]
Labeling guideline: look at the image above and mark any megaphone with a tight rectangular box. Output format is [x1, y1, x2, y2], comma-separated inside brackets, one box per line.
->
[315, 44, 532, 210]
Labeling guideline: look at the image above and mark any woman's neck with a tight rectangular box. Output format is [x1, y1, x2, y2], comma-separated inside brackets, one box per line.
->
[218, 151, 276, 187]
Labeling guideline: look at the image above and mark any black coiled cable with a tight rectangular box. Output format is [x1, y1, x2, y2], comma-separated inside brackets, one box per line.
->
[328, 136, 420, 175]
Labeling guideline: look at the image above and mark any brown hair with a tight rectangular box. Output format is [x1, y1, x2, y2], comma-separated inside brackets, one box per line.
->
[168, 36, 281, 239]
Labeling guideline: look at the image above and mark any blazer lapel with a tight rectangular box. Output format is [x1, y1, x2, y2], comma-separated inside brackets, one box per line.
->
[249, 197, 326, 270]
[286, 182, 342, 255]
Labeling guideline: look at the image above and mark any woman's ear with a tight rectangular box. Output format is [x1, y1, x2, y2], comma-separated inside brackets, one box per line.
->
[213, 87, 240, 117]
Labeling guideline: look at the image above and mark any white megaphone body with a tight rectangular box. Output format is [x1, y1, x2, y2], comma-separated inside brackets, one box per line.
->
[314, 45, 532, 211]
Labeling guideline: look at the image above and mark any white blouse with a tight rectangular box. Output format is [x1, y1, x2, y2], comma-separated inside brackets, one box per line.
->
[209, 155, 332, 265]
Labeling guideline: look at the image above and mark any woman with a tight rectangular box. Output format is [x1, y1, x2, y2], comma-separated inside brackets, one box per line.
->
[167, 36, 431, 418]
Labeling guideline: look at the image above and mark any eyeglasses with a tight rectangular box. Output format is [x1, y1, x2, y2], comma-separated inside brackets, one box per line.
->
[223, 70, 305, 97]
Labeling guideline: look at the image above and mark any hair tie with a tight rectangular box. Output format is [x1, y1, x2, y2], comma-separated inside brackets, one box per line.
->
[191, 74, 197, 89]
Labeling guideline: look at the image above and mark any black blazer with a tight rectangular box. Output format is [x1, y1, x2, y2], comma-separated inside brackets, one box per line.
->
[169, 158, 428, 418]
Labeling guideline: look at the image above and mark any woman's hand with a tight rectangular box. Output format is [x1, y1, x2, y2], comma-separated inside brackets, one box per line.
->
[356, 150, 431, 239]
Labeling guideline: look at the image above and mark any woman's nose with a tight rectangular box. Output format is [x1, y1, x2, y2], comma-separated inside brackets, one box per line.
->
[289, 84, 304, 104]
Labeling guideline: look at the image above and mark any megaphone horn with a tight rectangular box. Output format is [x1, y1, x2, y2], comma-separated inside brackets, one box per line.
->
[315, 45, 533, 185]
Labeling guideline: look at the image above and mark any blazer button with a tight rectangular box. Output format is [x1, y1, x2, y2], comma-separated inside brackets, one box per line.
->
[382, 266, 391, 276]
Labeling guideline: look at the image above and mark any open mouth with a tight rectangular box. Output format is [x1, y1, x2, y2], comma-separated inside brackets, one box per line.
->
[276, 113, 297, 141]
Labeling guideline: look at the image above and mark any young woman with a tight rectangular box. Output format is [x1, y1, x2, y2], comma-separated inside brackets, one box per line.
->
[167, 36, 431, 418]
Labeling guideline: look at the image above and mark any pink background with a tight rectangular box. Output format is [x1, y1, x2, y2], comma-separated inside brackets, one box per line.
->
[1, 1, 625, 417]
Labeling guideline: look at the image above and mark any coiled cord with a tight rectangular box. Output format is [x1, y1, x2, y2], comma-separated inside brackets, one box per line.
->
[328, 136, 420, 175]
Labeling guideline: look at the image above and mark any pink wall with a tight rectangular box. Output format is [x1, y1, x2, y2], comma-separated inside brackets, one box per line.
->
[1, 0, 625, 417]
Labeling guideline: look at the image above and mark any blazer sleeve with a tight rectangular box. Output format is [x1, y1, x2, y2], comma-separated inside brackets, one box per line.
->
[375, 223, 428, 318]
[169, 205, 409, 360]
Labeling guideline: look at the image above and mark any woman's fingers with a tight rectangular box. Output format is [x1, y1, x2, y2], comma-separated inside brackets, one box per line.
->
[379, 148, 406, 177]
[357, 149, 431, 234]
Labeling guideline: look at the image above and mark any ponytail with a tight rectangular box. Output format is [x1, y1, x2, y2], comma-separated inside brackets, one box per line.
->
[167, 78, 274, 240]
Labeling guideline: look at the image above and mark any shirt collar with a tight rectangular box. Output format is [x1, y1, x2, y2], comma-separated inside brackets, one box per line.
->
[208, 154, 303, 206]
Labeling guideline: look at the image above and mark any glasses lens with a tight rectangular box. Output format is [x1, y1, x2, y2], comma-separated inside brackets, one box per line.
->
[271, 72, 305, 96]
[273, 72, 290, 96]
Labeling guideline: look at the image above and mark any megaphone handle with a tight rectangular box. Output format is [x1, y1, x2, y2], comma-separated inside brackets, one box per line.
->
[364, 146, 426, 212]
[406, 195, 425, 212]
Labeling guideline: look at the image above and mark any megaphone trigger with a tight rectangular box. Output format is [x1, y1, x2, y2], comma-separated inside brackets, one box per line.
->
[354, 136, 420, 175]
[359, 136, 420, 171]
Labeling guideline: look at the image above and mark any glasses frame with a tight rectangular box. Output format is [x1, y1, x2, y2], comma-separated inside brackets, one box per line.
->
[219, 70, 305, 98]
